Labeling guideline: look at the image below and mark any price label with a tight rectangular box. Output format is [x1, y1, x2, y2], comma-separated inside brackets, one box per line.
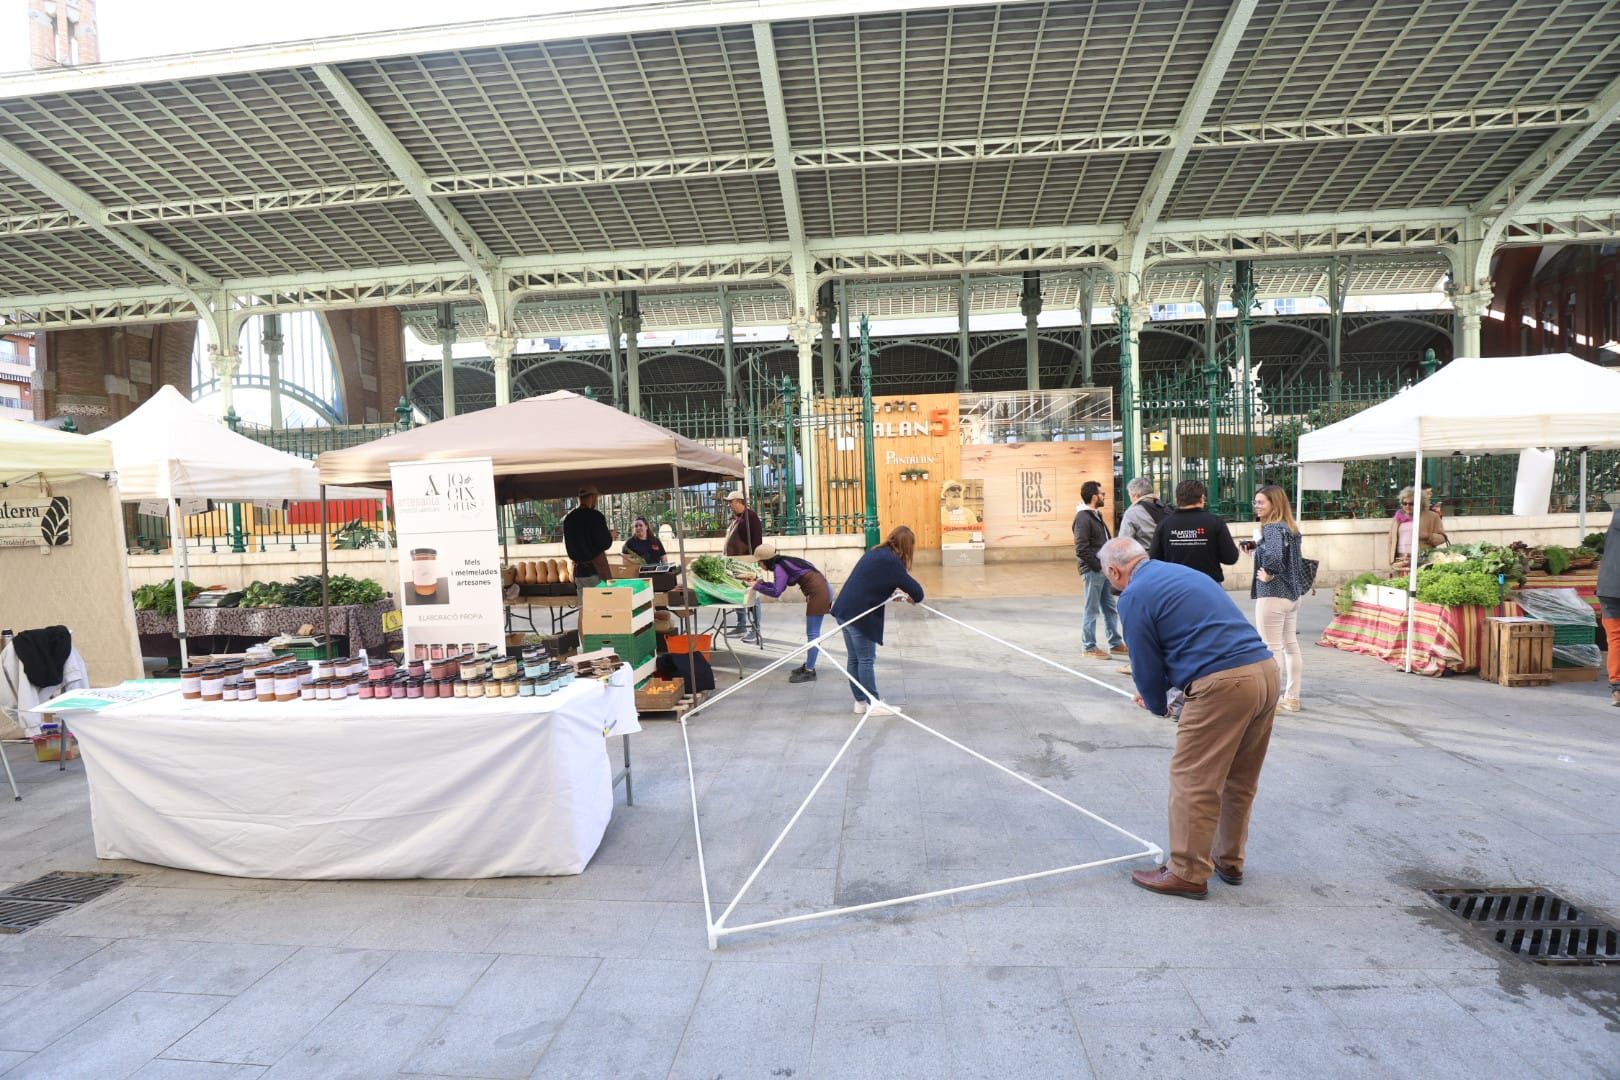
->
[381, 609, 403, 633]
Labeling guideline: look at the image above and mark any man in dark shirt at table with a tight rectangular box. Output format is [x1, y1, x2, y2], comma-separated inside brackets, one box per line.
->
[1150, 479, 1241, 583]
[563, 484, 614, 596]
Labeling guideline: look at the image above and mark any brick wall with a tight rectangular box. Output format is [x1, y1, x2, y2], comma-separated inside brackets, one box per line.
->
[36, 322, 196, 430]
[324, 307, 406, 423]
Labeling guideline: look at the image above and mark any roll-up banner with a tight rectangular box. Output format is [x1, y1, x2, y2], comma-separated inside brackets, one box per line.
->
[388, 457, 505, 657]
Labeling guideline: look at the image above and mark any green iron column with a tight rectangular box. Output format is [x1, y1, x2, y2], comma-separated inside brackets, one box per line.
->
[1232, 259, 1258, 513]
[1420, 347, 1440, 493]
[1117, 296, 1137, 487]
[224, 407, 247, 554]
[859, 316, 880, 548]
[1205, 350, 1222, 513]
[780, 375, 800, 536]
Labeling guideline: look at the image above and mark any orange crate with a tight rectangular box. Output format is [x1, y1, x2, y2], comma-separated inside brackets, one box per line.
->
[666, 633, 712, 657]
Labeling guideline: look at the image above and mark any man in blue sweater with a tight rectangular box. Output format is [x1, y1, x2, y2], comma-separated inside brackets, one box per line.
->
[1099, 537, 1280, 900]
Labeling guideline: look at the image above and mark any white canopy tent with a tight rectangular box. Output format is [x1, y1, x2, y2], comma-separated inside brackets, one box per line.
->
[1298, 354, 1620, 671]
[0, 419, 115, 487]
[98, 386, 382, 664]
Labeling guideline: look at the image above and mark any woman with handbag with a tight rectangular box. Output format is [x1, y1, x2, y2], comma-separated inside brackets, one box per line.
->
[1250, 484, 1308, 713]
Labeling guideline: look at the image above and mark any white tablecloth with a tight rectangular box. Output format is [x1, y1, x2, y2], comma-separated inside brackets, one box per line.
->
[66, 676, 640, 879]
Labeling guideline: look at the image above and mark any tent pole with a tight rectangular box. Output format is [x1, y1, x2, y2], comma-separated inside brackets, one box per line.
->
[1404, 434, 1422, 674]
[1295, 464, 1303, 522]
[169, 498, 189, 668]
[320, 485, 332, 661]
[1578, 448, 1588, 541]
[672, 464, 693, 647]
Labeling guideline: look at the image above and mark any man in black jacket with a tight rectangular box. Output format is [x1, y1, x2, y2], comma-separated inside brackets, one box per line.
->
[1073, 479, 1125, 660]
[1149, 480, 1240, 583]
[562, 484, 614, 596]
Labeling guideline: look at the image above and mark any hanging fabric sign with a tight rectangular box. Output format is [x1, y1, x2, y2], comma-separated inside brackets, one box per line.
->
[388, 457, 504, 656]
[0, 495, 71, 548]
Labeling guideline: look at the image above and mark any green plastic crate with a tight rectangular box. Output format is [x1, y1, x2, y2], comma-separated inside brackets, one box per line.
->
[582, 629, 657, 666]
[1551, 623, 1595, 646]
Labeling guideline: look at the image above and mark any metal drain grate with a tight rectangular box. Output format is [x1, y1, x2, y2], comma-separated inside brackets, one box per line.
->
[1430, 887, 1620, 966]
[0, 872, 132, 934]
[0, 898, 77, 934]
[1, 872, 131, 905]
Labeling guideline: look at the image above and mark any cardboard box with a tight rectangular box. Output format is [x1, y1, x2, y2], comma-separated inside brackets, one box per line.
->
[582, 578, 654, 635]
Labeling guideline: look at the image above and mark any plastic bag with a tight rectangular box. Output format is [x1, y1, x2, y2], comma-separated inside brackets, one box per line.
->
[1554, 644, 1602, 667]
[1514, 587, 1597, 626]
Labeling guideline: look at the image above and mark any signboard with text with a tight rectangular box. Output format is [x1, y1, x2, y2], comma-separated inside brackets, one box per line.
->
[0, 495, 71, 549]
[388, 457, 504, 655]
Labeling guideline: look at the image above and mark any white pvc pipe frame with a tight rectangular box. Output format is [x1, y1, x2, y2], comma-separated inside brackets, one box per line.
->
[678, 597, 1164, 949]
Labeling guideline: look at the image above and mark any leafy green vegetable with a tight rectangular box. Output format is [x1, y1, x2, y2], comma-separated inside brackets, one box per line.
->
[1333, 571, 1385, 615]
[132, 579, 201, 615]
[240, 580, 287, 608]
[1583, 531, 1606, 556]
[1414, 564, 1503, 607]
[1543, 545, 1572, 577]
[328, 575, 385, 605]
[690, 554, 750, 589]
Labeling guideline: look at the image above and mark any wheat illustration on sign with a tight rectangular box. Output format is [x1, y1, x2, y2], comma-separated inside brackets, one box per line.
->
[41, 497, 71, 546]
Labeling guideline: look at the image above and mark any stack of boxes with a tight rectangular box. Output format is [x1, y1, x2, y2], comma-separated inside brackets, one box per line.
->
[580, 577, 657, 686]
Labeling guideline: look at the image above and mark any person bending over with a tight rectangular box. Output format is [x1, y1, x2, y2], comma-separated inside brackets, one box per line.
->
[829, 526, 924, 715]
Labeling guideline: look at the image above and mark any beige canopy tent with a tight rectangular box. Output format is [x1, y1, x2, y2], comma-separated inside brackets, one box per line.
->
[315, 390, 744, 499]
[316, 391, 745, 652]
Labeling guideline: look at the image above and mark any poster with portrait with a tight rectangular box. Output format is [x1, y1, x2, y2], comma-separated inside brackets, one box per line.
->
[389, 457, 504, 656]
[939, 478, 984, 548]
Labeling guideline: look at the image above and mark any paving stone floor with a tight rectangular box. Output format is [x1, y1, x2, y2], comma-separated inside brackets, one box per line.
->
[2, 593, 1618, 1078]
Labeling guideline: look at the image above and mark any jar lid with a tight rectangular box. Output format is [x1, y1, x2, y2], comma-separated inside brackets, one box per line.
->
[411, 548, 437, 557]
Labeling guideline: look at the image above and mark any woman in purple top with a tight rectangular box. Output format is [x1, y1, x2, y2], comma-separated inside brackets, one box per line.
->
[746, 542, 835, 683]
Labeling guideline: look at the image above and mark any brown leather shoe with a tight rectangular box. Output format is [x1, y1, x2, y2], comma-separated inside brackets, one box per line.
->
[1111, 644, 1129, 655]
[1214, 862, 1243, 886]
[1131, 866, 1207, 899]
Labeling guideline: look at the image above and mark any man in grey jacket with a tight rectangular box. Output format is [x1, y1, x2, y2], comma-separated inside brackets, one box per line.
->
[1119, 477, 1169, 554]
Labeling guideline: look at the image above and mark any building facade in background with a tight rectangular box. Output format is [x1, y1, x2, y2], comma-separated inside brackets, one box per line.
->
[0, 334, 35, 421]
[29, 0, 98, 69]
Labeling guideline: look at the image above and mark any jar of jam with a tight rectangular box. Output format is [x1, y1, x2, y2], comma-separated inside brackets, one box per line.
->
[200, 668, 225, 703]
[180, 666, 205, 700]
[357, 681, 375, 700]
[367, 661, 390, 682]
[499, 677, 518, 698]
[408, 659, 426, 680]
[423, 678, 439, 700]
[452, 679, 468, 699]
[467, 678, 485, 699]
[491, 656, 518, 681]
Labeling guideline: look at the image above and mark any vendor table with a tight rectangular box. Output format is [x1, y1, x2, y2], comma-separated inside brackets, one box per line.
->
[506, 596, 578, 637]
[1318, 599, 1504, 676]
[65, 675, 639, 879]
[136, 599, 395, 656]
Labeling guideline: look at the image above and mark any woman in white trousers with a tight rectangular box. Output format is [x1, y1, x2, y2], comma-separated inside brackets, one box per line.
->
[1249, 485, 1306, 712]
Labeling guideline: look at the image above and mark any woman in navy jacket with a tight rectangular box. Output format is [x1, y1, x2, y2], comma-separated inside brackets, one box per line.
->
[830, 526, 925, 714]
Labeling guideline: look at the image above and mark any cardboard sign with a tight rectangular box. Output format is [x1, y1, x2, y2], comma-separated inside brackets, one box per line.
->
[388, 458, 504, 655]
[0, 495, 71, 548]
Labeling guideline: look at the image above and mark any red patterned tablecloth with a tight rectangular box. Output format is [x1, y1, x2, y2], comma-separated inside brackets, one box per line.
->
[1318, 600, 1505, 677]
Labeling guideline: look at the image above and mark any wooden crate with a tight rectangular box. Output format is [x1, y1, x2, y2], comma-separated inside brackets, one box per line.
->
[1481, 617, 1555, 687]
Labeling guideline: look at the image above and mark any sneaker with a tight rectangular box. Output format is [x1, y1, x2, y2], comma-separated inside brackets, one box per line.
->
[866, 701, 900, 716]
[1611, 690, 1619, 707]
[1083, 649, 1111, 661]
[852, 701, 869, 714]
[1118, 665, 1132, 676]
[1111, 644, 1129, 656]
[788, 667, 816, 684]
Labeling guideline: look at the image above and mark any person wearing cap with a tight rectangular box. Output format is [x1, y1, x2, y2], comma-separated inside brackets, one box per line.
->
[746, 542, 835, 683]
[563, 484, 614, 595]
[723, 489, 764, 644]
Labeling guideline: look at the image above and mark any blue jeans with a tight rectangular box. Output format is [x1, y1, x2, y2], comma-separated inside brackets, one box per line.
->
[1081, 568, 1123, 651]
[842, 624, 878, 703]
[732, 597, 761, 637]
[804, 614, 825, 670]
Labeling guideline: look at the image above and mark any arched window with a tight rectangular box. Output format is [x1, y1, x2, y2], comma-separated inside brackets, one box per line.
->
[190, 312, 344, 425]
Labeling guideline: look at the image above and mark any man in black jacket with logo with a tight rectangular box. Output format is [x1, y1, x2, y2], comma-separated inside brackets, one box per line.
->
[1149, 479, 1240, 583]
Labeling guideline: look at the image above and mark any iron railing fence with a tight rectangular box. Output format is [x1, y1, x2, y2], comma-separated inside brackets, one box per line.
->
[1133, 369, 1620, 521]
